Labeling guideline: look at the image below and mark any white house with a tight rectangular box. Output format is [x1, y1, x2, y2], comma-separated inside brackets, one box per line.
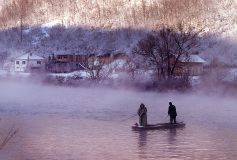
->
[15, 53, 45, 72]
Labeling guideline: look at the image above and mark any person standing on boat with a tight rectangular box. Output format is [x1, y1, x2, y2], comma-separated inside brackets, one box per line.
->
[137, 103, 147, 126]
[168, 102, 177, 124]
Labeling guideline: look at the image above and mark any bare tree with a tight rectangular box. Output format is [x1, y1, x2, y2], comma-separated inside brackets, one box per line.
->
[170, 24, 200, 75]
[134, 28, 174, 80]
[83, 56, 117, 85]
[134, 24, 199, 86]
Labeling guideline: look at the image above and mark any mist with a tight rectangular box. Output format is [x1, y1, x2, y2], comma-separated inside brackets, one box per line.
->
[0, 0, 237, 159]
[0, 80, 236, 129]
[0, 79, 237, 159]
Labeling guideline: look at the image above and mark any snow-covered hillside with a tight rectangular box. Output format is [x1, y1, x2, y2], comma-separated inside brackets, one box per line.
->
[0, 0, 237, 77]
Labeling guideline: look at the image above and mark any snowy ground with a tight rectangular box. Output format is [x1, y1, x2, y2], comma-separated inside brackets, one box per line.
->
[1, 67, 237, 87]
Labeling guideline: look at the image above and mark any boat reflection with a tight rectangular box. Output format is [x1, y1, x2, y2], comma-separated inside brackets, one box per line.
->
[134, 130, 148, 159]
[167, 128, 177, 145]
[133, 125, 186, 159]
[138, 130, 147, 148]
[134, 127, 181, 148]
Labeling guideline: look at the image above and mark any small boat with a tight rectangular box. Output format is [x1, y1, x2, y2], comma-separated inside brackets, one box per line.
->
[131, 122, 186, 131]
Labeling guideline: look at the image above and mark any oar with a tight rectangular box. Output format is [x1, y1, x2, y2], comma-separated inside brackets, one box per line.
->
[121, 114, 137, 122]
[164, 115, 169, 120]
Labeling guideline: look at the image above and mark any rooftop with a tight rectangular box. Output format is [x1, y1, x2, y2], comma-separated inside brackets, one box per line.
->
[16, 53, 44, 60]
[179, 55, 206, 63]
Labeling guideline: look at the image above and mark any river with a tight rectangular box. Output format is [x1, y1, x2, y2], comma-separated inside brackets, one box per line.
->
[0, 81, 236, 160]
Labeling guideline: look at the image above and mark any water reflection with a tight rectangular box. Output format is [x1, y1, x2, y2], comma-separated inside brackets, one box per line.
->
[138, 130, 147, 148]
[0, 82, 237, 159]
[134, 130, 148, 159]
[167, 128, 177, 145]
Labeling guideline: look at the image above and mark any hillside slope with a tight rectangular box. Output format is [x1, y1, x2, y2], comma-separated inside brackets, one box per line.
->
[0, 0, 237, 68]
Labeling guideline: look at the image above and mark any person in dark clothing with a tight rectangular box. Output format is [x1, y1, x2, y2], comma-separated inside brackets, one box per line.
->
[137, 103, 147, 126]
[168, 102, 177, 124]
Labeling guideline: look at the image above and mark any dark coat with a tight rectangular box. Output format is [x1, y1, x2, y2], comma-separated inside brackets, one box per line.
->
[168, 105, 177, 118]
[137, 107, 147, 126]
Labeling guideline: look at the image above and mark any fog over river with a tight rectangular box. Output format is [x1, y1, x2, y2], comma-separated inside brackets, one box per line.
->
[0, 81, 236, 160]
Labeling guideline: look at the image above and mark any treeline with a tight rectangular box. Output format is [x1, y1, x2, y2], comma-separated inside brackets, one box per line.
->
[0, 0, 218, 31]
[0, 23, 202, 91]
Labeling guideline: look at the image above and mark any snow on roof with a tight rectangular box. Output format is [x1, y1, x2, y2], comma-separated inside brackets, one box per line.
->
[179, 55, 206, 63]
[57, 53, 87, 56]
[16, 53, 44, 60]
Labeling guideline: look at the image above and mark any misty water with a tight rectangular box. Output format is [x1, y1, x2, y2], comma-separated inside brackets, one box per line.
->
[0, 81, 236, 160]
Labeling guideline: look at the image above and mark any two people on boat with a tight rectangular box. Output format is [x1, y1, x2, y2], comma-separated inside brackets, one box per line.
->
[137, 102, 177, 126]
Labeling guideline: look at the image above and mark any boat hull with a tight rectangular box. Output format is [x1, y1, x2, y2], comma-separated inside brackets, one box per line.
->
[131, 122, 186, 131]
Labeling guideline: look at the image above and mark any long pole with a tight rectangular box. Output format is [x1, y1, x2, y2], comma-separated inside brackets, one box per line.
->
[121, 114, 137, 122]
[0, 124, 19, 150]
[164, 115, 169, 120]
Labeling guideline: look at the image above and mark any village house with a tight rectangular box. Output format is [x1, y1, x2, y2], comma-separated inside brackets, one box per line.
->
[15, 53, 45, 72]
[90, 53, 128, 65]
[49, 54, 88, 73]
[87, 53, 113, 69]
[112, 53, 128, 60]
[97, 53, 113, 64]
[87, 53, 128, 71]
[174, 54, 206, 76]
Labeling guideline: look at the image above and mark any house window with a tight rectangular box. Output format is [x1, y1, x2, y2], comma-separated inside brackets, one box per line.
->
[37, 61, 41, 64]
[64, 56, 68, 58]
[16, 61, 19, 64]
[22, 61, 26, 64]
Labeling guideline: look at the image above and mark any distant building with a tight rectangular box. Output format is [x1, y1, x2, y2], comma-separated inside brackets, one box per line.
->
[49, 54, 88, 73]
[47, 53, 128, 73]
[87, 53, 128, 70]
[15, 53, 45, 72]
[97, 53, 128, 64]
[175, 54, 206, 76]
[97, 53, 113, 65]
